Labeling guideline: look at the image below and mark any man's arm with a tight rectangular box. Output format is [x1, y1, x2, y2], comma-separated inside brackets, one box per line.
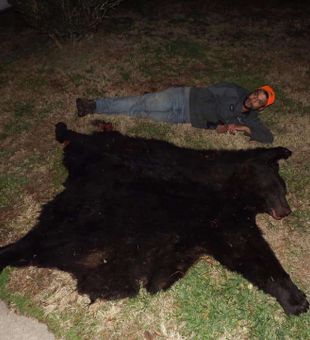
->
[227, 124, 251, 135]
[229, 111, 274, 143]
[241, 116, 274, 143]
[216, 121, 273, 143]
[216, 124, 250, 135]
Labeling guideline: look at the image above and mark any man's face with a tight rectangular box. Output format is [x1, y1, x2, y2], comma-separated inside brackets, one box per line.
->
[244, 89, 267, 111]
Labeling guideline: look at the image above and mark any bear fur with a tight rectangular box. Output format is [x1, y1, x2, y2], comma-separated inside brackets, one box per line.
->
[0, 122, 308, 315]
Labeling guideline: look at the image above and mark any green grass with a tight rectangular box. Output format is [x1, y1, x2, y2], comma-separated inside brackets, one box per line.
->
[135, 39, 206, 80]
[0, 34, 50, 67]
[13, 101, 35, 118]
[20, 154, 44, 175]
[290, 209, 310, 230]
[0, 3, 309, 339]
[0, 99, 54, 140]
[280, 165, 309, 201]
[182, 132, 213, 150]
[0, 268, 89, 340]
[204, 52, 266, 90]
[0, 268, 45, 320]
[2, 119, 31, 137]
[274, 88, 309, 116]
[0, 149, 14, 160]
[69, 72, 86, 87]
[279, 164, 309, 230]
[164, 39, 206, 60]
[83, 87, 106, 98]
[175, 260, 310, 339]
[128, 120, 172, 140]
[0, 174, 28, 208]
[51, 149, 68, 188]
[21, 75, 48, 92]
[37, 103, 55, 118]
[120, 69, 131, 82]
[0, 101, 35, 140]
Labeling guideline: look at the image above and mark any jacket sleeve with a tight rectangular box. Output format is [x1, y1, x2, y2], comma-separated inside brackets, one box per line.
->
[240, 115, 274, 144]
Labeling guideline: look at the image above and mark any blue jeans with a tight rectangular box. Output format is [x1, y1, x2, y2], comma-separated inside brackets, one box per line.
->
[95, 87, 191, 124]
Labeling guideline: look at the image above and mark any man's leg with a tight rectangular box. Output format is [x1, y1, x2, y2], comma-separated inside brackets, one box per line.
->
[94, 87, 190, 124]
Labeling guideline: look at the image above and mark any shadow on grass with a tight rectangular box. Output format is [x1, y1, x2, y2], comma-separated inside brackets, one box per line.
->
[0, 122, 308, 315]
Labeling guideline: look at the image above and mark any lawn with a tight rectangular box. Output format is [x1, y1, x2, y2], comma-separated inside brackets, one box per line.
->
[0, 0, 309, 338]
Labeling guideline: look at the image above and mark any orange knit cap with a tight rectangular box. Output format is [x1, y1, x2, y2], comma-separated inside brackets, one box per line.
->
[258, 85, 276, 108]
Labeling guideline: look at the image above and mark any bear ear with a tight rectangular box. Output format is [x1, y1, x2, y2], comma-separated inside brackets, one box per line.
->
[55, 122, 68, 144]
[259, 147, 292, 162]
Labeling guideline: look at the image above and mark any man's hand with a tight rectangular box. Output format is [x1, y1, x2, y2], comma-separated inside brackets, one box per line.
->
[216, 124, 229, 134]
[216, 124, 237, 134]
[233, 124, 251, 135]
[227, 124, 238, 134]
[216, 124, 251, 136]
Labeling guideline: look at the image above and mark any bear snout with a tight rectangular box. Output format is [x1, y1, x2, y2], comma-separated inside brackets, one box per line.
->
[270, 206, 292, 220]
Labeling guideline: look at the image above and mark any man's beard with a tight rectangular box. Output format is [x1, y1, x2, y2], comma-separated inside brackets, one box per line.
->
[243, 98, 252, 110]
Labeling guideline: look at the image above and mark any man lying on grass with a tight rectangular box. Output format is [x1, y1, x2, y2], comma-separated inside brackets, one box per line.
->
[76, 83, 275, 143]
